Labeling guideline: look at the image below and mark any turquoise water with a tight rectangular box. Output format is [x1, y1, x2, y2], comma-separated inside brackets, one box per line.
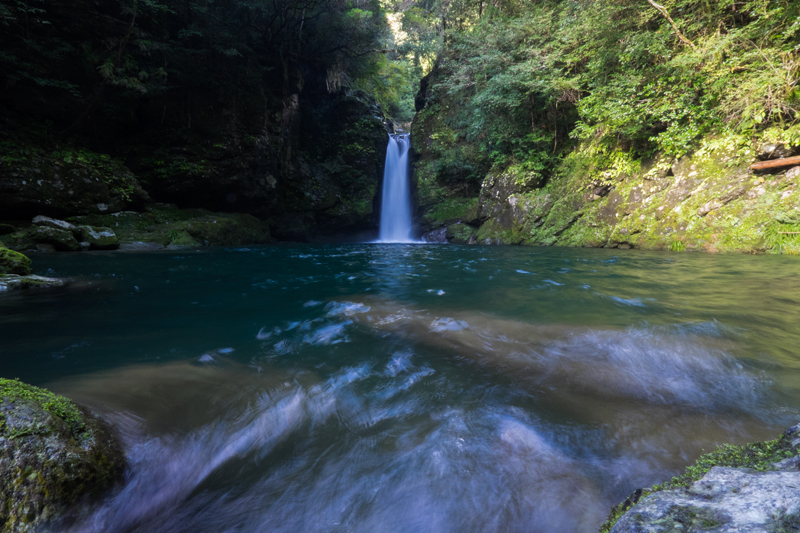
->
[2, 244, 800, 532]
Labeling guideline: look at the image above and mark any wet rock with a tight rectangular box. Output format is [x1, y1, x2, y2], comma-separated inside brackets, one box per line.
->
[422, 227, 447, 243]
[0, 379, 125, 532]
[445, 223, 477, 244]
[0, 246, 31, 275]
[757, 143, 798, 161]
[611, 468, 800, 532]
[0, 224, 17, 236]
[6, 226, 81, 252]
[118, 242, 165, 251]
[32, 215, 77, 234]
[134, 90, 385, 241]
[698, 200, 723, 217]
[0, 274, 67, 291]
[608, 425, 800, 533]
[77, 225, 119, 250]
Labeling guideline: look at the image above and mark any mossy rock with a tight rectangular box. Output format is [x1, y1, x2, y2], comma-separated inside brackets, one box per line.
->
[602, 425, 800, 533]
[0, 247, 31, 275]
[445, 223, 477, 244]
[0, 379, 125, 532]
[157, 214, 270, 247]
[77, 226, 119, 250]
[4, 227, 81, 252]
[0, 274, 66, 291]
[69, 208, 272, 248]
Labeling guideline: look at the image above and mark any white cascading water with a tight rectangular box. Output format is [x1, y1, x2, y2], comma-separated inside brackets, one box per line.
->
[378, 134, 414, 243]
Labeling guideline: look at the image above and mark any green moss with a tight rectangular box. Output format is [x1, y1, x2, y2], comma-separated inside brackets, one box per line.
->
[657, 438, 796, 491]
[423, 198, 478, 226]
[0, 379, 85, 439]
[0, 247, 31, 275]
[475, 217, 528, 245]
[445, 223, 477, 244]
[0, 378, 125, 533]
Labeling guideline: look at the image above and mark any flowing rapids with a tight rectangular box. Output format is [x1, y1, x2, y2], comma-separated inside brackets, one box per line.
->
[378, 134, 414, 243]
[2, 244, 800, 532]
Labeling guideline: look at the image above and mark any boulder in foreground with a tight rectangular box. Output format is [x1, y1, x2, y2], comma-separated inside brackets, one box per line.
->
[604, 425, 800, 532]
[0, 379, 125, 533]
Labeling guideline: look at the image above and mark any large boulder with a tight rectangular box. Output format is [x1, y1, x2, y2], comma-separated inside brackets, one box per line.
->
[4, 226, 81, 252]
[757, 143, 799, 161]
[0, 379, 125, 532]
[605, 425, 800, 533]
[31, 216, 78, 234]
[0, 247, 31, 275]
[77, 226, 119, 250]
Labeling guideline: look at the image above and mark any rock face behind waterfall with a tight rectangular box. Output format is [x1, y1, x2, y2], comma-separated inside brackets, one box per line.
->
[604, 425, 800, 532]
[0, 379, 125, 533]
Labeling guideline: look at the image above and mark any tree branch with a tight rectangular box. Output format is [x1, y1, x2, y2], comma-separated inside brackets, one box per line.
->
[646, 0, 696, 50]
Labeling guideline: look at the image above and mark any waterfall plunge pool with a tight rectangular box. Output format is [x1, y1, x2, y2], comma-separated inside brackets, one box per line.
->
[2, 244, 800, 532]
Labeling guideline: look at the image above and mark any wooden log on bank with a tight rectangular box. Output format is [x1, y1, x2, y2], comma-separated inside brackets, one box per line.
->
[750, 156, 800, 171]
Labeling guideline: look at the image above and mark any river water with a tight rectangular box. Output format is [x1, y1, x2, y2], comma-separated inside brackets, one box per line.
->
[2, 244, 800, 532]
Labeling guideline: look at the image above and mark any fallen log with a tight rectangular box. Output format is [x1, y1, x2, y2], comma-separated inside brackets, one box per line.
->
[750, 155, 800, 171]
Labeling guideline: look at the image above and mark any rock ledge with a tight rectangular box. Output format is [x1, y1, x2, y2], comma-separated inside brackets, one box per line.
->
[605, 425, 800, 532]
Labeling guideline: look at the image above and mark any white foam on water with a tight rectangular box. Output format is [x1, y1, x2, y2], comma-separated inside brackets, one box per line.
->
[429, 317, 470, 333]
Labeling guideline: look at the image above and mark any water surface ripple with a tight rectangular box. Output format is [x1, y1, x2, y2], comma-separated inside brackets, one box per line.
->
[2, 244, 800, 532]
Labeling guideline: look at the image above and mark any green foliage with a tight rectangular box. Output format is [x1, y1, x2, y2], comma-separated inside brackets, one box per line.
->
[153, 158, 208, 181]
[414, 0, 800, 197]
[669, 240, 686, 252]
[423, 197, 477, 224]
[355, 56, 416, 120]
[764, 219, 800, 254]
[0, 378, 86, 438]
[166, 229, 182, 243]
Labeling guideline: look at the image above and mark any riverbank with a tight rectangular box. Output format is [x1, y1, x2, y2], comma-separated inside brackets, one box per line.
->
[413, 133, 800, 253]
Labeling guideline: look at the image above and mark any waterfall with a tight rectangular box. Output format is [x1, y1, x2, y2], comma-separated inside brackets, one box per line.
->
[378, 134, 415, 243]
